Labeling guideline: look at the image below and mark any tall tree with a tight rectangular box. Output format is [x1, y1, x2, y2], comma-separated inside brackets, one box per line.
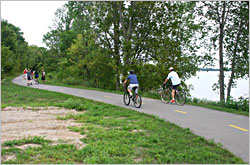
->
[200, 1, 249, 101]
[42, 1, 207, 92]
[1, 20, 29, 77]
[201, 1, 233, 102]
[225, 2, 249, 101]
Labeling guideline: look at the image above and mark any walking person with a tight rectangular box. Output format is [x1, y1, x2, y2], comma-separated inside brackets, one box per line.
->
[26, 69, 32, 86]
[30, 69, 34, 85]
[23, 68, 27, 80]
[162, 67, 181, 103]
[41, 69, 46, 82]
[34, 70, 39, 85]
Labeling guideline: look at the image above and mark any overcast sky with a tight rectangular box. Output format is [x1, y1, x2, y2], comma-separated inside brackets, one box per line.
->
[1, 1, 66, 47]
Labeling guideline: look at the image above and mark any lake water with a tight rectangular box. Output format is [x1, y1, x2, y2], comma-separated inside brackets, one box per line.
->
[185, 71, 249, 101]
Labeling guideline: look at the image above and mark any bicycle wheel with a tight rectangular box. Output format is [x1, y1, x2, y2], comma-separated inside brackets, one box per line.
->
[133, 94, 142, 108]
[161, 89, 171, 104]
[123, 92, 130, 106]
[176, 91, 186, 106]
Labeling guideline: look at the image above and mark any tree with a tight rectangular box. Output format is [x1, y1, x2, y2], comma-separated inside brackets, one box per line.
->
[225, 2, 249, 101]
[1, 20, 30, 77]
[200, 1, 249, 101]
[42, 1, 207, 92]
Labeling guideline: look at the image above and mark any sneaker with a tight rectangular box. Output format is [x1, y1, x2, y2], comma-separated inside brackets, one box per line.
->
[129, 93, 133, 98]
[171, 100, 175, 103]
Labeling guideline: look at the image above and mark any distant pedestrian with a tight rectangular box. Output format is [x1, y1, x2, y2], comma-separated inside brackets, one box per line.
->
[41, 69, 46, 82]
[31, 69, 34, 80]
[23, 68, 27, 80]
[26, 69, 32, 86]
[34, 70, 39, 85]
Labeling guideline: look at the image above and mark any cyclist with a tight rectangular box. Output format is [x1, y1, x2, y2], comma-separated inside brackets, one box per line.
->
[123, 70, 139, 98]
[163, 67, 181, 103]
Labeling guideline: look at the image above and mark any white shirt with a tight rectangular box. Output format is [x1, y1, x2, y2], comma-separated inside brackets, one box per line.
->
[167, 71, 181, 85]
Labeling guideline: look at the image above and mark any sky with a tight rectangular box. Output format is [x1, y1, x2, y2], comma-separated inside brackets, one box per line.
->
[186, 71, 249, 101]
[1, 1, 66, 47]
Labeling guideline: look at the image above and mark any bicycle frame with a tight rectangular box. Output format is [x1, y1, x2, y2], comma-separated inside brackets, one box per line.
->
[123, 84, 142, 108]
[158, 85, 185, 105]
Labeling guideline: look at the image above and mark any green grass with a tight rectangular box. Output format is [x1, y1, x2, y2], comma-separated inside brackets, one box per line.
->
[1, 76, 76, 108]
[2, 136, 51, 148]
[1, 76, 247, 164]
[41, 78, 249, 116]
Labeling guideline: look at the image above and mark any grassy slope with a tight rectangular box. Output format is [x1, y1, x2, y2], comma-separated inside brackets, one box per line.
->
[1, 76, 246, 164]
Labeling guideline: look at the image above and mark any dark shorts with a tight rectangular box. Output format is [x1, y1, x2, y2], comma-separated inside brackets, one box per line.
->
[35, 76, 39, 78]
[172, 84, 180, 90]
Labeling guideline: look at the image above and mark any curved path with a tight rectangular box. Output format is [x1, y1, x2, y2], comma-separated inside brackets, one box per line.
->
[13, 75, 249, 162]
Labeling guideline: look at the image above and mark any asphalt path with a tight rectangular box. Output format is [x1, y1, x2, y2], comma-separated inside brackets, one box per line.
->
[12, 75, 249, 162]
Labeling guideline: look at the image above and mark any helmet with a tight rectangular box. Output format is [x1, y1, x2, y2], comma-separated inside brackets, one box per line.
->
[169, 67, 174, 71]
[129, 70, 134, 74]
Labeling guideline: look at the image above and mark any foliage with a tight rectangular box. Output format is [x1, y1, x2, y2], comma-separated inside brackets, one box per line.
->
[1, 20, 28, 78]
[1, 20, 48, 79]
[198, 1, 249, 102]
[42, 1, 203, 91]
[187, 97, 249, 116]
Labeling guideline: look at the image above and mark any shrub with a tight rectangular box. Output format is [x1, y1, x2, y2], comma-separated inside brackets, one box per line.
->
[189, 96, 249, 113]
[193, 97, 199, 104]
[61, 98, 86, 111]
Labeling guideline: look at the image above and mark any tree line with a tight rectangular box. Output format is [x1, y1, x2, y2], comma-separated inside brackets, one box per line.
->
[1, 1, 249, 102]
[1, 20, 48, 78]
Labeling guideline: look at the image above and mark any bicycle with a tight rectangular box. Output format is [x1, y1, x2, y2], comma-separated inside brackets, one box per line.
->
[157, 85, 186, 105]
[123, 85, 142, 108]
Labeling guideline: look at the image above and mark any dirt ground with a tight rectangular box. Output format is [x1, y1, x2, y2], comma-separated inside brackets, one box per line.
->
[1, 106, 86, 151]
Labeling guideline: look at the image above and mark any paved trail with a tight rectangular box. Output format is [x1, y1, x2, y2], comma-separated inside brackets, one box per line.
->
[13, 75, 249, 162]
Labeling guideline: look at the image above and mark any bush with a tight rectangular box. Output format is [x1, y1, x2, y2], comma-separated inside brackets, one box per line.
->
[142, 91, 161, 99]
[1, 104, 7, 109]
[188, 96, 249, 113]
[225, 97, 249, 112]
[61, 98, 86, 111]
[193, 97, 199, 104]
[63, 78, 83, 86]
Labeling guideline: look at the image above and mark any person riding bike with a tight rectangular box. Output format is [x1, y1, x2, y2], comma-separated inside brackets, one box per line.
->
[163, 67, 181, 103]
[123, 70, 139, 98]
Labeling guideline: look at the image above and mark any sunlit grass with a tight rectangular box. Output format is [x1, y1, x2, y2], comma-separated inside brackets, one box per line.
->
[1, 76, 246, 164]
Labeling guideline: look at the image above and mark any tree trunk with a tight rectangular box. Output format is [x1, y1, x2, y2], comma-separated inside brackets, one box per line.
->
[218, 2, 228, 102]
[113, 2, 121, 90]
[119, 1, 135, 68]
[219, 26, 225, 102]
[116, 74, 120, 91]
[227, 60, 235, 101]
[226, 18, 243, 101]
